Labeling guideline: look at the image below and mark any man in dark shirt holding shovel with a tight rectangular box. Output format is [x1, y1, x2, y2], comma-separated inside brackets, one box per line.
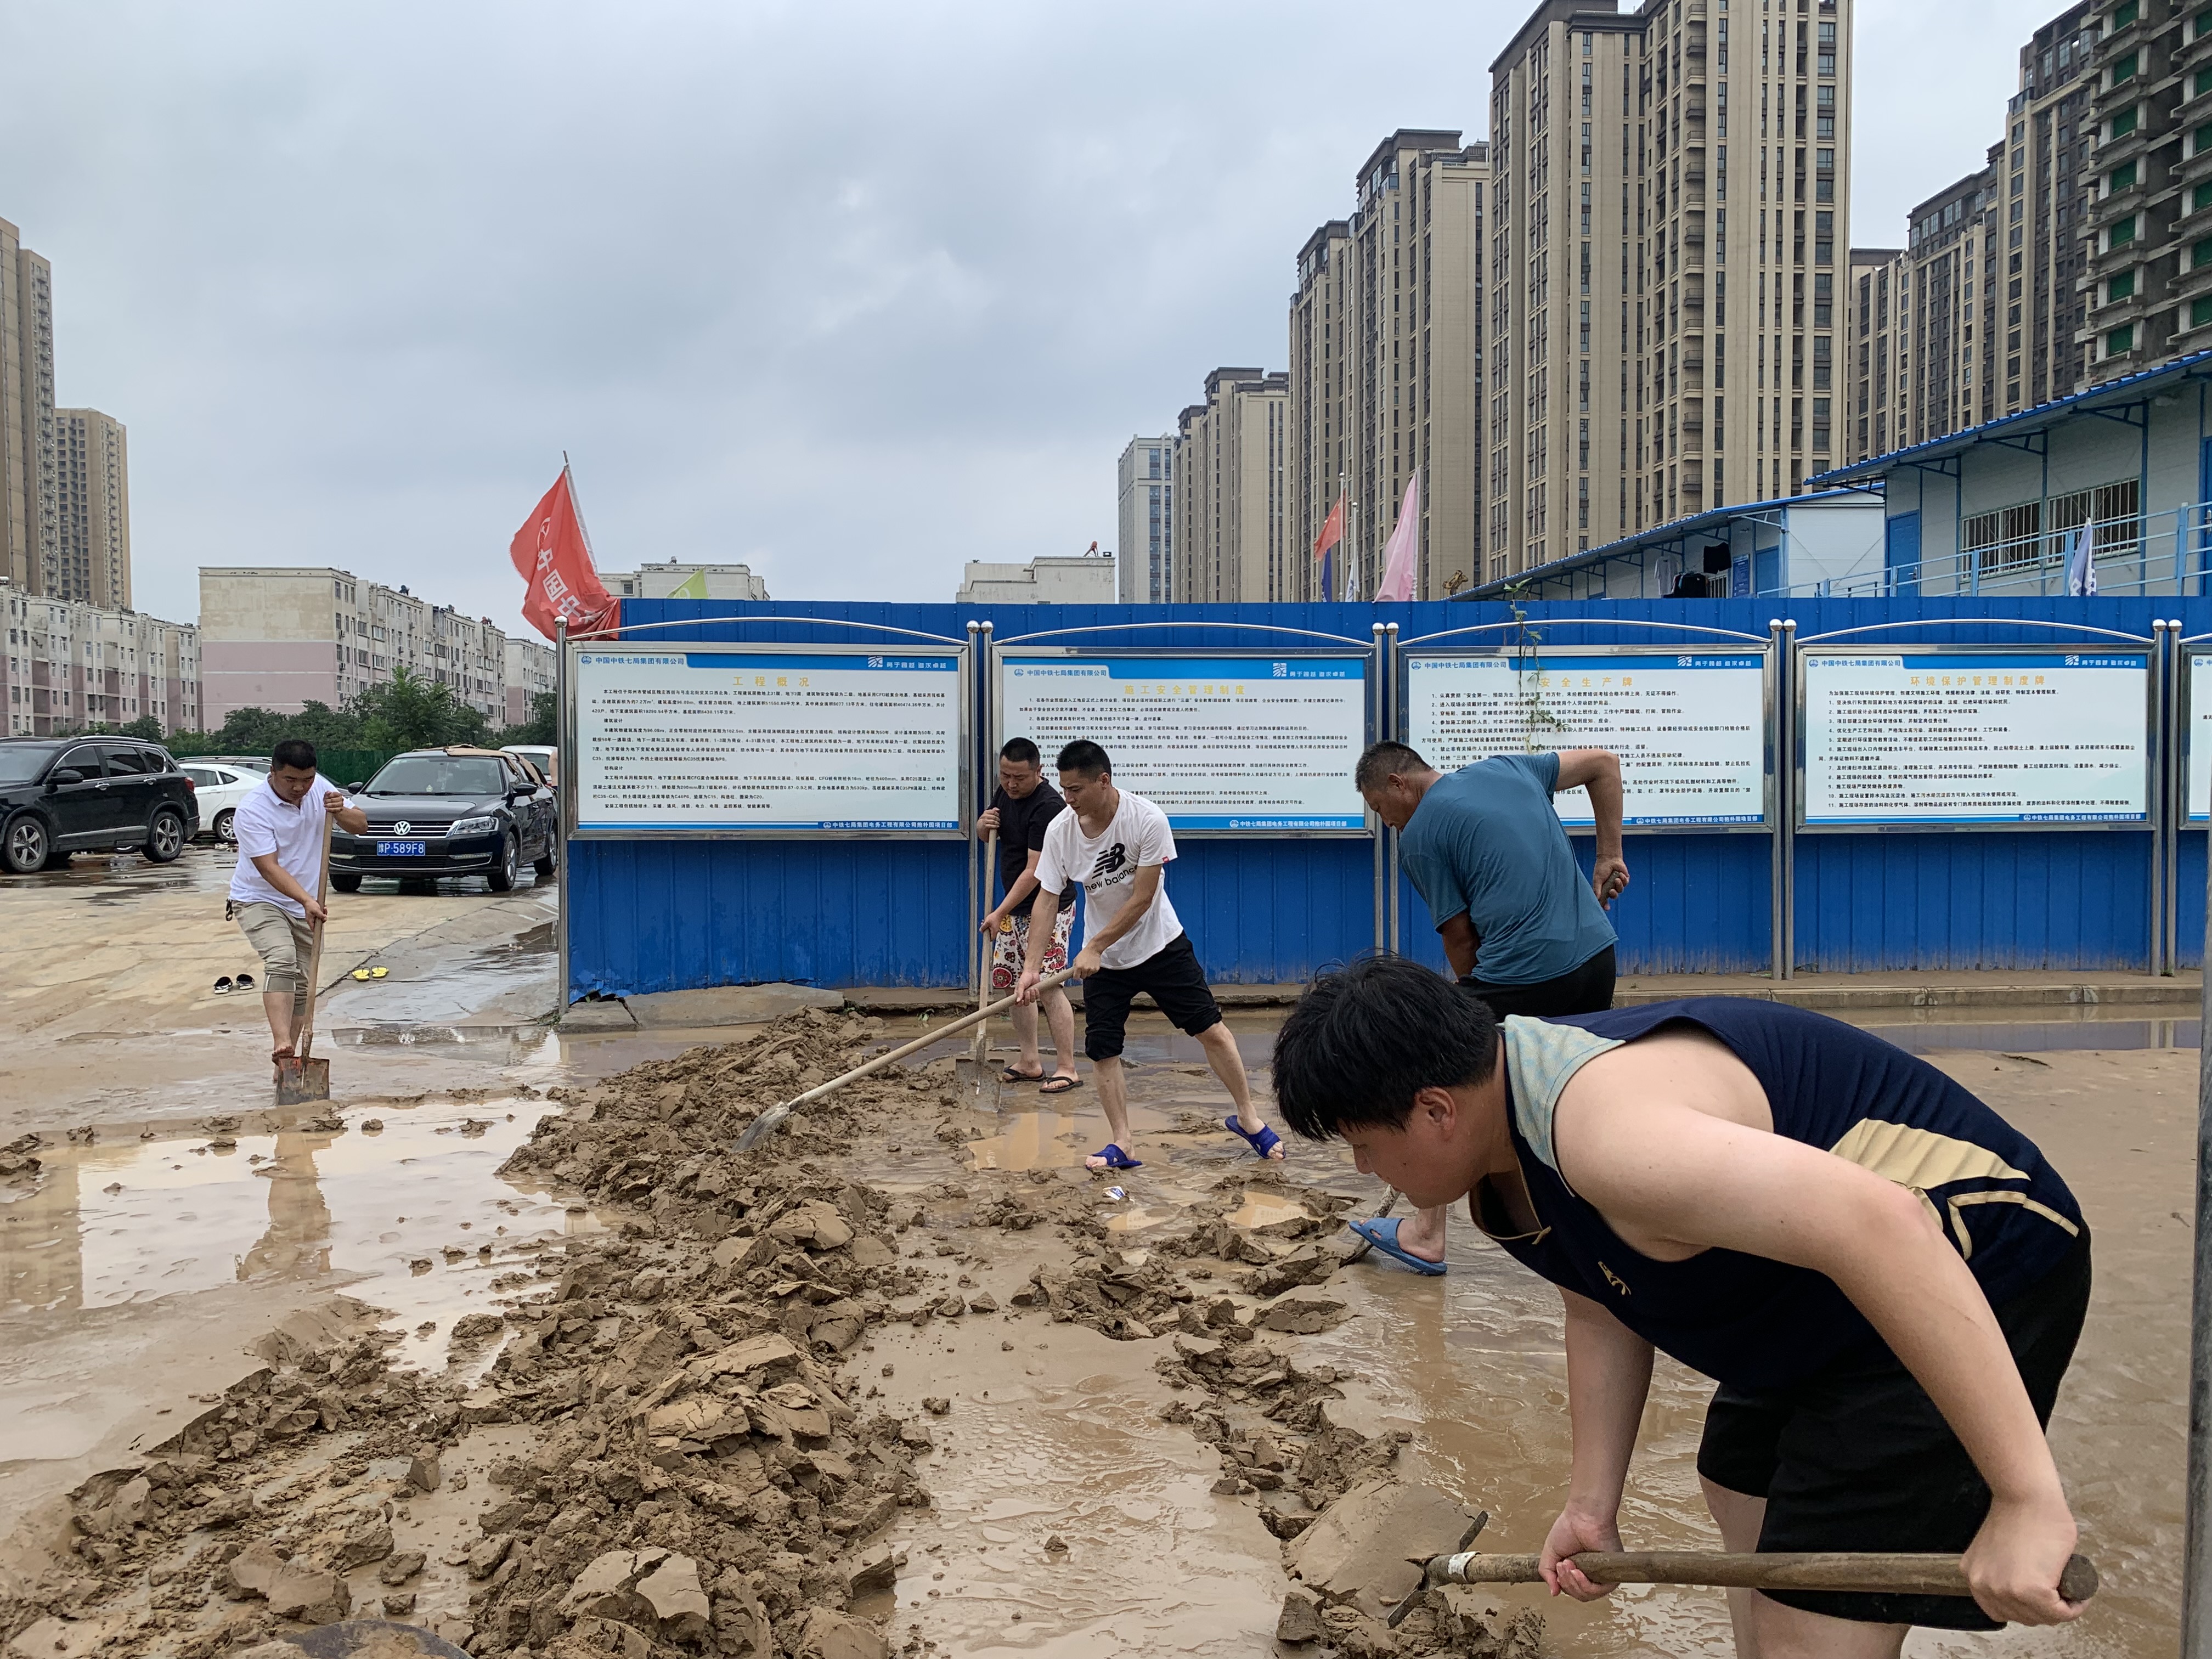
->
[977, 738, 1079, 1093]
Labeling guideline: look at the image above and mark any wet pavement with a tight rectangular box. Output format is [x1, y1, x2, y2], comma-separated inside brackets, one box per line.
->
[0, 850, 2196, 1655]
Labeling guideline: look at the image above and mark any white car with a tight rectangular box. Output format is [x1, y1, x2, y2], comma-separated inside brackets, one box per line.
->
[178, 761, 261, 844]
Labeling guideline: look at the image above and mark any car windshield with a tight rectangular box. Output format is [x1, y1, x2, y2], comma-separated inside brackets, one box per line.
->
[365, 757, 508, 797]
[0, 747, 60, 784]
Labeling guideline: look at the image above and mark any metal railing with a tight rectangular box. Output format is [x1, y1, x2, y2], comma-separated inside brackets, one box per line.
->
[1779, 498, 2212, 598]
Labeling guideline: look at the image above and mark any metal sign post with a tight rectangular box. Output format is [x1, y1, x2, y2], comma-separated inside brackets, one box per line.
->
[555, 616, 570, 1014]
[2192, 864, 2212, 1657]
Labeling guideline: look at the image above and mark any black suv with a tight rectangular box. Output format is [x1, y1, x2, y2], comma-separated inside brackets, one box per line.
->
[0, 737, 200, 874]
[331, 747, 557, 893]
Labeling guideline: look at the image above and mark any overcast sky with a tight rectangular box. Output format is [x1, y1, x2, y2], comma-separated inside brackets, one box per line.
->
[0, 0, 2060, 635]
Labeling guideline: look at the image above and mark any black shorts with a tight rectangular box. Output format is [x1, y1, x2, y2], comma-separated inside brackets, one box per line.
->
[1079, 932, 1222, 1060]
[1696, 1228, 2091, 1630]
[1463, 944, 1616, 1018]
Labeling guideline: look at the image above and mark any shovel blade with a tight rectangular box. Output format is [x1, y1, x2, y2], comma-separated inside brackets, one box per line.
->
[275, 1056, 330, 1105]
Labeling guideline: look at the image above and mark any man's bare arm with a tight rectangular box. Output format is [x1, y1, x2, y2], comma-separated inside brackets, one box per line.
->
[249, 853, 316, 913]
[1553, 749, 1628, 905]
[1082, 865, 1162, 956]
[1437, 912, 1479, 979]
[994, 849, 1045, 919]
[1553, 1068, 2081, 1625]
[1541, 1289, 1654, 1601]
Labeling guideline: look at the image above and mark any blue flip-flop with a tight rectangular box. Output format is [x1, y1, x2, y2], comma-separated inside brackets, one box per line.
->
[1346, 1217, 1447, 1276]
[1090, 1143, 1143, 1170]
[1223, 1117, 1283, 1160]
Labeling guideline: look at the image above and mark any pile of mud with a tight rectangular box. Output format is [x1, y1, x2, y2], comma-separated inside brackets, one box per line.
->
[1, 1009, 1540, 1659]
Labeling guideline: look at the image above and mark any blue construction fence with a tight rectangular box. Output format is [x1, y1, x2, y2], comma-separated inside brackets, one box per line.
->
[563, 596, 2212, 1001]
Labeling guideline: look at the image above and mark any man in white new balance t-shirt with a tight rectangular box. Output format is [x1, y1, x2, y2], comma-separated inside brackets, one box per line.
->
[1015, 740, 1285, 1172]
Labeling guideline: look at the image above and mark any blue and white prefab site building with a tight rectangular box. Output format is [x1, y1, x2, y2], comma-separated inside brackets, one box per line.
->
[1473, 347, 2212, 603]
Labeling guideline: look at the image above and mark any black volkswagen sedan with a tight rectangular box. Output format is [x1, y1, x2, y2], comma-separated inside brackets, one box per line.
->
[330, 747, 556, 893]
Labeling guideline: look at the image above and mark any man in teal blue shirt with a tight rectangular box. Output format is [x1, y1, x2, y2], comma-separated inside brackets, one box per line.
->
[1347, 740, 1629, 1274]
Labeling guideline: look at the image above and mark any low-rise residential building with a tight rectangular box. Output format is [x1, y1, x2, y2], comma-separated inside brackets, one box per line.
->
[954, 554, 1119, 606]
[199, 567, 507, 727]
[600, 562, 770, 601]
[505, 636, 556, 727]
[1, 583, 199, 736]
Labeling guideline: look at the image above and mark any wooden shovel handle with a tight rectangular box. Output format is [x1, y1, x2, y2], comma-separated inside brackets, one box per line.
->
[1430, 1549, 2099, 1602]
[296, 806, 335, 1062]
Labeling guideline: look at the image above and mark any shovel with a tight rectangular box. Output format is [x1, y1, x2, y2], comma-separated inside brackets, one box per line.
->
[1390, 1537, 2099, 1628]
[971, 826, 995, 1070]
[281, 1618, 475, 1657]
[735, 967, 1077, 1152]
[274, 811, 334, 1105]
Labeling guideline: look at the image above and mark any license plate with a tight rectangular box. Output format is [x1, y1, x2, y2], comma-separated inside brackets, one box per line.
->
[377, 840, 427, 857]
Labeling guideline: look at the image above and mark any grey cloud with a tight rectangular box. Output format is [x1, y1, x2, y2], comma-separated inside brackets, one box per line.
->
[1, 0, 2058, 631]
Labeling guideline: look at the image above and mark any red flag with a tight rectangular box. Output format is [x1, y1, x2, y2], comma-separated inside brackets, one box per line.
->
[1312, 495, 1345, 561]
[509, 468, 619, 641]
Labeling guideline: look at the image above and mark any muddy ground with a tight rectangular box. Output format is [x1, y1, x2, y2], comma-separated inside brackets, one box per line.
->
[0, 984, 2193, 1659]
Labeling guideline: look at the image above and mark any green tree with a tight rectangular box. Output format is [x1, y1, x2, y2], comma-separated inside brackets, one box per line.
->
[120, 715, 164, 742]
[495, 690, 556, 747]
[353, 665, 487, 751]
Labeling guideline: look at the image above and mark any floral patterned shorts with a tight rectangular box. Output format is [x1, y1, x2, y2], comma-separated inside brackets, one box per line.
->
[989, 905, 1074, 991]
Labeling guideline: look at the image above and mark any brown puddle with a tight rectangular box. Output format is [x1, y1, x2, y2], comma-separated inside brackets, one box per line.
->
[0, 1099, 598, 1359]
[867, 1305, 1284, 1656]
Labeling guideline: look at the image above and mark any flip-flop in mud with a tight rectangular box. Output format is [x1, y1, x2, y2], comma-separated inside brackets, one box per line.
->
[1346, 1216, 1448, 1276]
[1224, 1116, 1285, 1160]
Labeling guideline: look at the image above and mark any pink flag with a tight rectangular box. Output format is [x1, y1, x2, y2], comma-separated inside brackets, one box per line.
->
[1373, 472, 1421, 602]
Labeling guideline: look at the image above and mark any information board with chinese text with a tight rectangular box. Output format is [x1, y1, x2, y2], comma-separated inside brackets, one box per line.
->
[996, 654, 1368, 832]
[573, 647, 964, 834]
[1800, 650, 2149, 826]
[1402, 650, 1769, 827]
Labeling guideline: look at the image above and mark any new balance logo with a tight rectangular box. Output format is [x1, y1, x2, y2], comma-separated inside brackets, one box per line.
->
[1090, 842, 1128, 881]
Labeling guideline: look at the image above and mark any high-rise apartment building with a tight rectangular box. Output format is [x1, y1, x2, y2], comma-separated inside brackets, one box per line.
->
[1842, 16, 2076, 463]
[2010, 6, 2098, 407]
[200, 567, 508, 728]
[2078, 0, 2212, 375]
[1844, 246, 1906, 460]
[1289, 220, 1353, 598]
[1841, 6, 2097, 467]
[0, 218, 56, 598]
[1115, 435, 1175, 603]
[50, 409, 129, 608]
[1288, 132, 1489, 600]
[1171, 368, 1290, 602]
[1486, 0, 1852, 578]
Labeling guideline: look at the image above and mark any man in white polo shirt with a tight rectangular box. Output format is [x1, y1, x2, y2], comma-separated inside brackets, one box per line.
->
[228, 738, 369, 1075]
[1015, 739, 1285, 1172]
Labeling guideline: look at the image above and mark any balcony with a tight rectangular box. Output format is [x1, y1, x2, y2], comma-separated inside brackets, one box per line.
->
[2093, 57, 2155, 117]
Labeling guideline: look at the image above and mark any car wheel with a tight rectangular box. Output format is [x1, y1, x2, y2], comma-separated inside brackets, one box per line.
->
[144, 807, 187, 864]
[2, 815, 49, 876]
[488, 831, 520, 893]
[533, 837, 556, 879]
[330, 873, 363, 894]
[213, 808, 236, 845]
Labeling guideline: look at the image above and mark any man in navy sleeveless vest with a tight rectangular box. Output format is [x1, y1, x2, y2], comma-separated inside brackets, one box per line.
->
[1273, 957, 2091, 1652]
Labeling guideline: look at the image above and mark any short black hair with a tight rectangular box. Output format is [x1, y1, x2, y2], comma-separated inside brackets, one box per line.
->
[1056, 740, 1111, 779]
[1355, 740, 1430, 794]
[1000, 737, 1041, 768]
[270, 738, 318, 774]
[1272, 956, 1499, 1141]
